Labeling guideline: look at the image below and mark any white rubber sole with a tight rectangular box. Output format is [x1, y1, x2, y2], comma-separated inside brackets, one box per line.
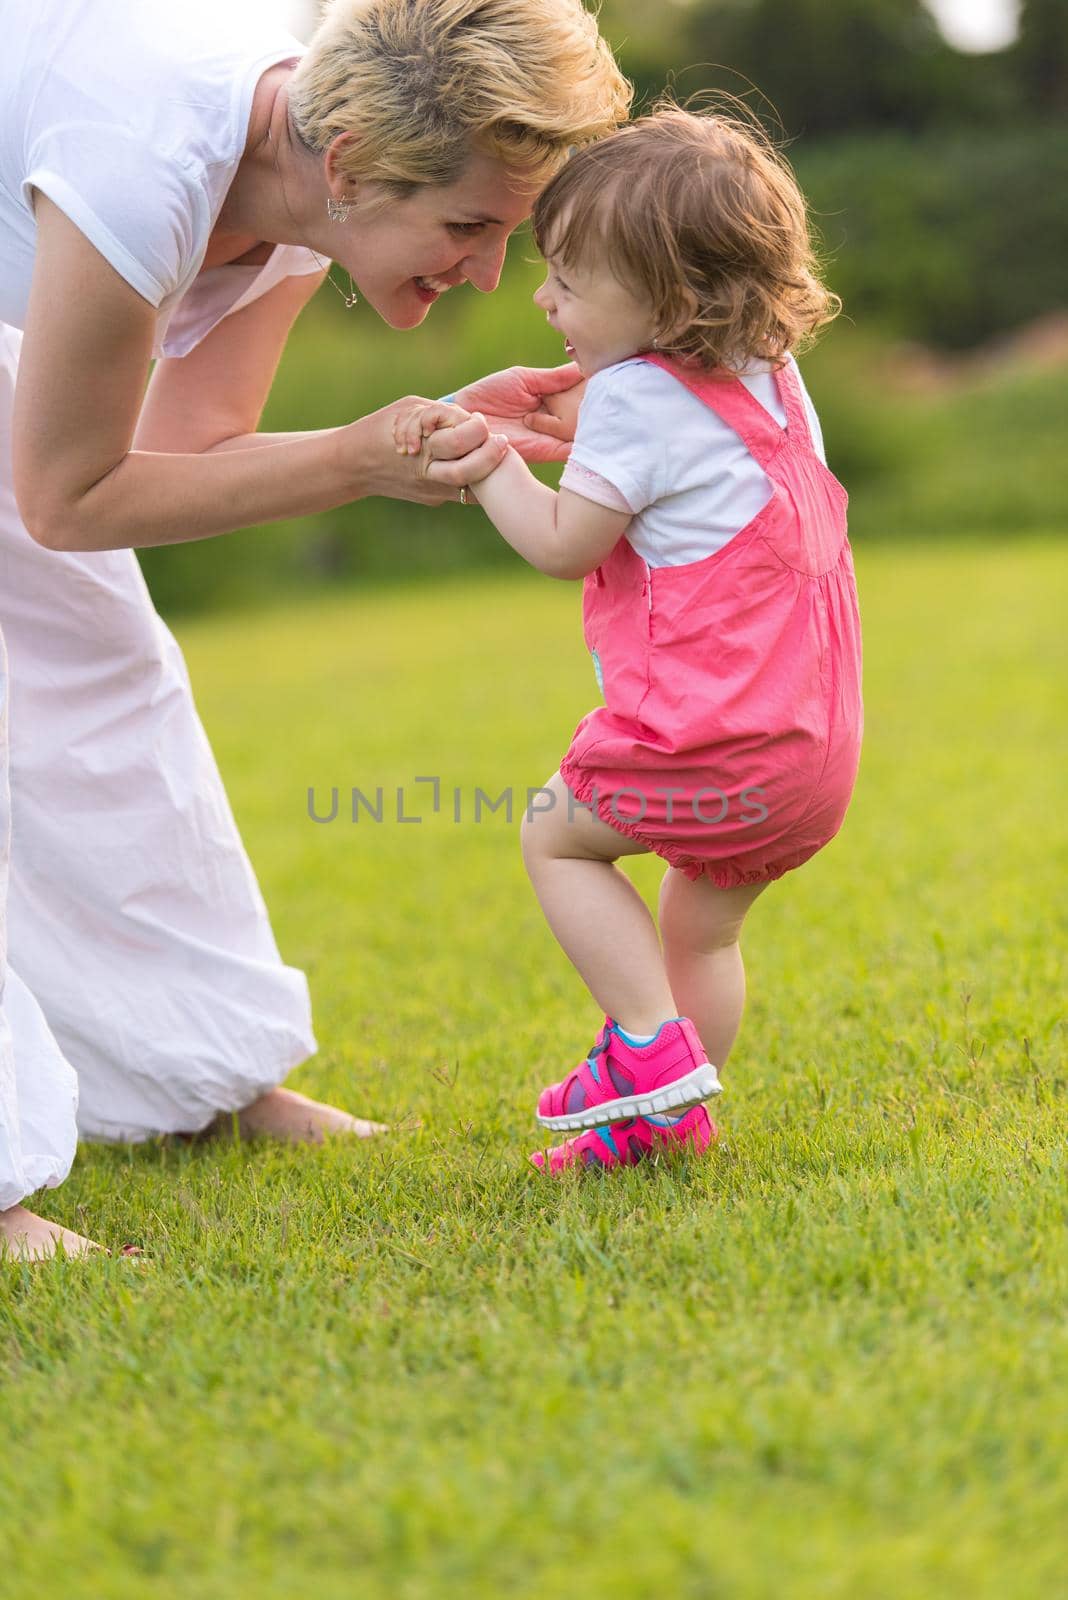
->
[536, 1062, 723, 1132]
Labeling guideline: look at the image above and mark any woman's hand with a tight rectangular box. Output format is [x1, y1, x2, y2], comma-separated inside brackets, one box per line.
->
[342, 397, 508, 504]
[450, 364, 586, 463]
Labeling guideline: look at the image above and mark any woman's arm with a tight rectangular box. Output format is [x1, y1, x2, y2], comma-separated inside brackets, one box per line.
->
[133, 266, 327, 454]
[138, 273, 364, 457]
[13, 197, 502, 551]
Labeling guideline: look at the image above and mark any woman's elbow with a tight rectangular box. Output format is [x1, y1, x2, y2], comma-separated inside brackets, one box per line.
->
[18, 501, 62, 550]
[32, 523, 83, 552]
[17, 491, 88, 552]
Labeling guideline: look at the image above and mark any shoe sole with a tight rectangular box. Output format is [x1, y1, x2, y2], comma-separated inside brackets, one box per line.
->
[536, 1062, 722, 1132]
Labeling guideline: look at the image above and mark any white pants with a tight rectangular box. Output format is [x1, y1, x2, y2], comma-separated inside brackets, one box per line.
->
[0, 323, 315, 1211]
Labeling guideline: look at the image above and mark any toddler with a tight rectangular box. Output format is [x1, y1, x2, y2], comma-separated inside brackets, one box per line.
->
[396, 108, 863, 1174]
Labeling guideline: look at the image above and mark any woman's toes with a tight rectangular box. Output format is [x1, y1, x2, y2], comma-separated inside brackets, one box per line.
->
[0, 1205, 105, 1262]
[233, 1087, 388, 1143]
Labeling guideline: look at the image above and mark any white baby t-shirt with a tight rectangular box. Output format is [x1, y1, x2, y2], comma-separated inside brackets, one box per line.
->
[561, 356, 827, 568]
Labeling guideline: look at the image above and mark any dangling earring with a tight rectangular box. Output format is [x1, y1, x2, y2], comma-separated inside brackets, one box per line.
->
[325, 195, 359, 307]
[266, 123, 359, 309]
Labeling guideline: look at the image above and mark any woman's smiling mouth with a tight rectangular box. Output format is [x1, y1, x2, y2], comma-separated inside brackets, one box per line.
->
[413, 274, 455, 302]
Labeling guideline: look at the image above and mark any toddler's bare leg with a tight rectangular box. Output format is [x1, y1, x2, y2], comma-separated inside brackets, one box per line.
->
[658, 870, 770, 1069]
[521, 774, 676, 1037]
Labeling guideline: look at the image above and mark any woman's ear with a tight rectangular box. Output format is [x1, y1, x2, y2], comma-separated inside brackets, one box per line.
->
[324, 131, 361, 201]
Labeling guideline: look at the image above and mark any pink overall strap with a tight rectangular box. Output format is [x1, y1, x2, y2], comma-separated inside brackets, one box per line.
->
[642, 353, 786, 470]
[773, 357, 816, 452]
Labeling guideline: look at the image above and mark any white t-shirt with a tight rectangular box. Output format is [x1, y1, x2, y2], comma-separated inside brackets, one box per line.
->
[0, 0, 322, 357]
[561, 356, 827, 568]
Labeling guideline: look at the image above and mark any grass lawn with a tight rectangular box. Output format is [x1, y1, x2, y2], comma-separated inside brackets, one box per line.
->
[1, 534, 1064, 1599]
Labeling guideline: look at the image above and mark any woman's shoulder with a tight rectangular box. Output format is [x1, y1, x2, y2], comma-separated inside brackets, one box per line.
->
[14, 0, 299, 150]
[13, 0, 303, 310]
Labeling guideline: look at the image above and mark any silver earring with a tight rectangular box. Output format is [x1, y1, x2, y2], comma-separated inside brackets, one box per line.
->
[326, 197, 354, 223]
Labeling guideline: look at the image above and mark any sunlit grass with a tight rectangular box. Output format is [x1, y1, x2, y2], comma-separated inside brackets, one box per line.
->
[1, 535, 1064, 1599]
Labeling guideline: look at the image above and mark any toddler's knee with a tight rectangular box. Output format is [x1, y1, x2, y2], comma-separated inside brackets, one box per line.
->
[659, 872, 768, 953]
[520, 775, 569, 864]
[665, 914, 743, 954]
[519, 807, 543, 868]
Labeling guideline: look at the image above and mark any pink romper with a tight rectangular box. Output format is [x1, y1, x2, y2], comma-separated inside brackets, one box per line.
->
[559, 354, 864, 889]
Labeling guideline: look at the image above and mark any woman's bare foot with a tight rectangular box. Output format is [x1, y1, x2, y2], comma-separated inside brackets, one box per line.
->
[209, 1086, 387, 1144]
[0, 1204, 104, 1263]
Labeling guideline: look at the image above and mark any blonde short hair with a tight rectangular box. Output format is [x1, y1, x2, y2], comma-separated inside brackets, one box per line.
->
[532, 105, 841, 372]
[288, 0, 632, 195]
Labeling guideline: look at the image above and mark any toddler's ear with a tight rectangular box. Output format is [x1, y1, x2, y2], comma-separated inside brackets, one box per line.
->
[657, 286, 701, 349]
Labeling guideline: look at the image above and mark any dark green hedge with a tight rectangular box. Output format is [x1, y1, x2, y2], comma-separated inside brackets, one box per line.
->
[796, 124, 1068, 349]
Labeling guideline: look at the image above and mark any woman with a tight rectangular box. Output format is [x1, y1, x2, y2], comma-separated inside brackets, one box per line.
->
[0, 0, 628, 1260]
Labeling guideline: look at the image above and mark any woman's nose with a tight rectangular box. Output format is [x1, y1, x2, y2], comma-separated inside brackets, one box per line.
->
[463, 237, 509, 294]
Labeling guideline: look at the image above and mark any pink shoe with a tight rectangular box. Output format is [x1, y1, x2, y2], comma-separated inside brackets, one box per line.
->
[530, 1105, 716, 1175]
[536, 1017, 721, 1133]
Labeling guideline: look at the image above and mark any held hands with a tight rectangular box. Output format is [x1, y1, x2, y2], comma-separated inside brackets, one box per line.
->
[450, 364, 585, 463]
[344, 395, 505, 506]
[351, 365, 582, 509]
[392, 401, 510, 492]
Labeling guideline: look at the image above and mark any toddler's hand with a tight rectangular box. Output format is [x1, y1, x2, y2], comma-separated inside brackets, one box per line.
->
[391, 399, 509, 494]
[393, 400, 477, 458]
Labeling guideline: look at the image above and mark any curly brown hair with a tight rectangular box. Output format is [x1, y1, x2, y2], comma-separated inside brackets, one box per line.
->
[531, 104, 840, 372]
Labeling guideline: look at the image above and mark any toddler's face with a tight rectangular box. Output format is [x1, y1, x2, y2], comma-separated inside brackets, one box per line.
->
[533, 250, 658, 378]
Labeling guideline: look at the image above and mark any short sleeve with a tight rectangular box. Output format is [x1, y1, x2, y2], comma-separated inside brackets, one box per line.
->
[24, 123, 208, 307]
[559, 459, 633, 512]
[567, 362, 667, 514]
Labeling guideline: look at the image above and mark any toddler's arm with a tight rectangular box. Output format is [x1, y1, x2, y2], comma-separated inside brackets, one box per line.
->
[473, 447, 631, 580]
[393, 402, 630, 581]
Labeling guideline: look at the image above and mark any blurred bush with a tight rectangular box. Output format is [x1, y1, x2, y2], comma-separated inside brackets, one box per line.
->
[1013, 0, 1068, 116]
[796, 125, 1068, 349]
[798, 331, 1068, 542]
[679, 0, 1016, 136]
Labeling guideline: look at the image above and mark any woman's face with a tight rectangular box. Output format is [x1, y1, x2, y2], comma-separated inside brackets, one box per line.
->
[334, 150, 543, 329]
